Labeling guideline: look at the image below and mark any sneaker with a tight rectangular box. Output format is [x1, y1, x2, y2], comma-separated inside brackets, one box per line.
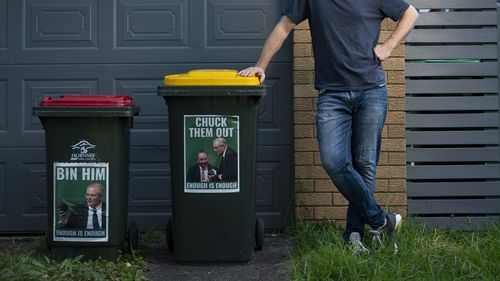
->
[369, 213, 402, 252]
[348, 232, 369, 254]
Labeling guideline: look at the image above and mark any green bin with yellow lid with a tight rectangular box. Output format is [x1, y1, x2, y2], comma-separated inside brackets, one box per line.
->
[158, 69, 266, 262]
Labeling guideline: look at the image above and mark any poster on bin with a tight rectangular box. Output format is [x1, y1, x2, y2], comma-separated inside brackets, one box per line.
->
[53, 162, 109, 242]
[184, 115, 240, 193]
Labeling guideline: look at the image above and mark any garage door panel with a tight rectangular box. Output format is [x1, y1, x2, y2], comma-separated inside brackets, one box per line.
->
[256, 147, 292, 208]
[0, 65, 161, 147]
[128, 148, 171, 229]
[0, 162, 5, 218]
[0, 0, 6, 49]
[116, 0, 189, 48]
[257, 64, 292, 146]
[0, 65, 168, 147]
[19, 162, 47, 215]
[24, 0, 98, 49]
[9, 149, 47, 219]
[0, 80, 6, 134]
[0, 75, 22, 147]
[130, 146, 170, 162]
[256, 146, 293, 229]
[130, 131, 169, 147]
[206, 0, 279, 47]
[115, 79, 169, 130]
[0, 148, 46, 232]
[128, 161, 171, 212]
[0, 67, 104, 147]
[24, 79, 99, 131]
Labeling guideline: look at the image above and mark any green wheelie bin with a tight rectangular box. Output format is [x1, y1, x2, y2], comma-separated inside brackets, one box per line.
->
[33, 95, 140, 261]
[158, 69, 266, 262]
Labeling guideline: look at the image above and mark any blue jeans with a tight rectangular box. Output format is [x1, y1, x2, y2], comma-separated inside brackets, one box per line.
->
[316, 86, 387, 241]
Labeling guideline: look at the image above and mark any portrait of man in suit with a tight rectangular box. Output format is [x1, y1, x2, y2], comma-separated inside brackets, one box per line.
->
[210, 137, 238, 182]
[186, 151, 217, 182]
[58, 182, 106, 230]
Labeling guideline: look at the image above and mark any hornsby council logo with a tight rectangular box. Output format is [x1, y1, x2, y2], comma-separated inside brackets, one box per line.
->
[70, 140, 97, 161]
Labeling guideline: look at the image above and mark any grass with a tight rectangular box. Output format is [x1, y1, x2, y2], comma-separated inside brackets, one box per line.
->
[0, 230, 163, 281]
[2, 222, 500, 281]
[289, 220, 500, 281]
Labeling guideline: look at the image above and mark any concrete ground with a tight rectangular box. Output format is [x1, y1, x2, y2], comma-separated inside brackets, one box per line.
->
[143, 233, 293, 281]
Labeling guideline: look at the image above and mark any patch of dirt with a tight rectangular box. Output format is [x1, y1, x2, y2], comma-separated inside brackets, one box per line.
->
[143, 234, 293, 281]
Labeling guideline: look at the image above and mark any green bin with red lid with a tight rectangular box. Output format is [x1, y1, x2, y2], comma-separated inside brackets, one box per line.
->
[33, 95, 140, 261]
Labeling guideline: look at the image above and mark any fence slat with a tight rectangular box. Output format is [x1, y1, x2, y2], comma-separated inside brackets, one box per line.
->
[407, 113, 499, 128]
[407, 147, 499, 162]
[409, 0, 497, 9]
[406, 46, 497, 60]
[406, 131, 499, 145]
[406, 62, 497, 77]
[407, 182, 500, 197]
[407, 29, 497, 43]
[407, 164, 500, 179]
[408, 199, 500, 214]
[406, 96, 498, 111]
[417, 11, 497, 26]
[406, 79, 498, 94]
[409, 217, 500, 230]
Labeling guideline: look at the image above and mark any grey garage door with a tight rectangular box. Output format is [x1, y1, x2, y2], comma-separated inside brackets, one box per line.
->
[0, 0, 293, 233]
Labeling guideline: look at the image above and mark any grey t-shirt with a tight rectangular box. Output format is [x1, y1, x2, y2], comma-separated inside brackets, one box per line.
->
[283, 0, 410, 90]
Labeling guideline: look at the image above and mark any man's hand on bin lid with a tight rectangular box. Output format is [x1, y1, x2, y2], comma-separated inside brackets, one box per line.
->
[238, 66, 266, 83]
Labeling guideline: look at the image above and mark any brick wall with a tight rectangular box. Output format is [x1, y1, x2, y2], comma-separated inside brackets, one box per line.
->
[293, 19, 407, 226]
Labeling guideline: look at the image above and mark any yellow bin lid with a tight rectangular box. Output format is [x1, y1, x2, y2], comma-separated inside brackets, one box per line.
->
[163, 69, 260, 86]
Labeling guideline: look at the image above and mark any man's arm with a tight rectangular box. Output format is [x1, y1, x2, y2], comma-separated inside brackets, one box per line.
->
[238, 16, 297, 83]
[374, 5, 419, 62]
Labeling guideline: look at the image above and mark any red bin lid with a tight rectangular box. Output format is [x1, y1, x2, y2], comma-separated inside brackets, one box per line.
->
[40, 95, 134, 107]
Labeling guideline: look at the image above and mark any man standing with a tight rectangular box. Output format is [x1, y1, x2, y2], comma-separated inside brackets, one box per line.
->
[59, 182, 106, 230]
[210, 137, 238, 182]
[187, 151, 217, 182]
[239, 0, 418, 252]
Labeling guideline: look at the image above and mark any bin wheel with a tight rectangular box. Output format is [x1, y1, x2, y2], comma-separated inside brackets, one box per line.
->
[128, 222, 139, 252]
[166, 217, 174, 252]
[255, 217, 264, 251]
